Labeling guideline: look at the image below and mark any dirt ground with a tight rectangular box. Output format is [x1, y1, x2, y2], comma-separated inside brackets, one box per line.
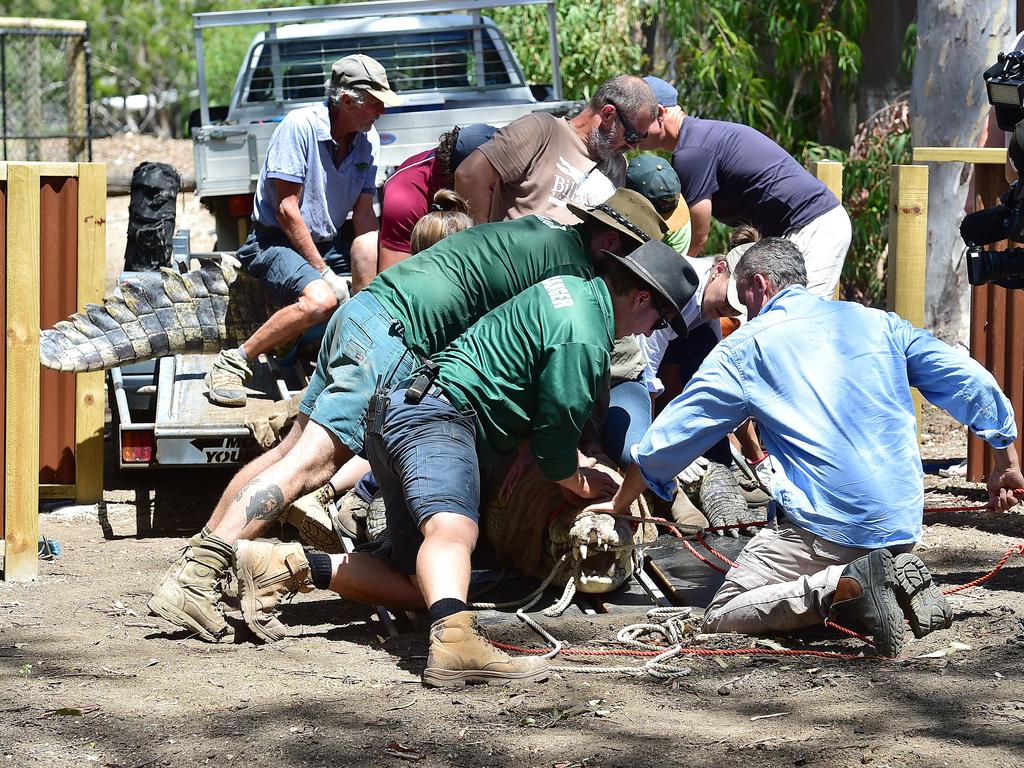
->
[1, 403, 1023, 768]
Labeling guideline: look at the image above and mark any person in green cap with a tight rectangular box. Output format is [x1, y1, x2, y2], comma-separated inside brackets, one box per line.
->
[626, 153, 691, 255]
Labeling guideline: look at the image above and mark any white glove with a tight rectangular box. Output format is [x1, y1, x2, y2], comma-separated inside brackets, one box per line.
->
[319, 267, 350, 304]
[677, 455, 710, 485]
[746, 453, 776, 494]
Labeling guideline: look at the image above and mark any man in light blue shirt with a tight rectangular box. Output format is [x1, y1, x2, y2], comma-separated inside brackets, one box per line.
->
[588, 238, 1024, 657]
[206, 54, 401, 406]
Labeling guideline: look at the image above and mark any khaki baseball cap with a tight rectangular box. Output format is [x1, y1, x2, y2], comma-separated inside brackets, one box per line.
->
[724, 242, 755, 316]
[330, 54, 403, 107]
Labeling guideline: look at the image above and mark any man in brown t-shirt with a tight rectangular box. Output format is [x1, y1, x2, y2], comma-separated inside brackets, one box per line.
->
[455, 75, 657, 225]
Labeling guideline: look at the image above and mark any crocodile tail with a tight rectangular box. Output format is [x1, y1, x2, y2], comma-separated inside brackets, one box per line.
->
[39, 257, 275, 372]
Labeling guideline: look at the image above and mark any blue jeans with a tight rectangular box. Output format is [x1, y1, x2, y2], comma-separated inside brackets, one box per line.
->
[300, 292, 418, 455]
[365, 387, 479, 575]
[602, 379, 652, 467]
[236, 226, 350, 305]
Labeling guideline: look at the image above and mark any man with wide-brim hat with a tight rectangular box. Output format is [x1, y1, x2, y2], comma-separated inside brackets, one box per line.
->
[230, 238, 698, 687]
[204, 54, 403, 408]
[148, 189, 673, 645]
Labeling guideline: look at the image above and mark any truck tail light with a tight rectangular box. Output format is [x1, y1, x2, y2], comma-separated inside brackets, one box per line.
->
[226, 194, 254, 218]
[122, 430, 155, 464]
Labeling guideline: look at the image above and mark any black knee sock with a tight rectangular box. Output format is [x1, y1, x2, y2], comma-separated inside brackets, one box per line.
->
[428, 598, 468, 625]
[305, 551, 333, 590]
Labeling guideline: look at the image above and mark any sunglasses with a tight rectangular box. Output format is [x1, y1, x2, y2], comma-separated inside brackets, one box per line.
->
[651, 298, 672, 331]
[611, 103, 649, 145]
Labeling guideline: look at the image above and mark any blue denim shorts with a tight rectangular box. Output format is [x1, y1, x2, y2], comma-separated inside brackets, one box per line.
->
[300, 293, 418, 455]
[236, 226, 350, 305]
[364, 387, 480, 575]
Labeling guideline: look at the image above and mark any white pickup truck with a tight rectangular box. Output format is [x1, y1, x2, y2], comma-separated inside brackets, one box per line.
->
[191, 0, 575, 249]
[113, 0, 574, 471]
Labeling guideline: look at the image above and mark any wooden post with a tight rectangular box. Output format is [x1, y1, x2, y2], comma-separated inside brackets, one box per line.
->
[75, 163, 106, 502]
[66, 36, 87, 161]
[887, 164, 929, 435]
[4, 164, 40, 580]
[810, 160, 844, 299]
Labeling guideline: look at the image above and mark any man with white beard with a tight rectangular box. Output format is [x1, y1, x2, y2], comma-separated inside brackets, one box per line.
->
[456, 76, 657, 224]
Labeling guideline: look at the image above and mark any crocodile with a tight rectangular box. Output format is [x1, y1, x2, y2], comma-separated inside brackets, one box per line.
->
[39, 256, 273, 373]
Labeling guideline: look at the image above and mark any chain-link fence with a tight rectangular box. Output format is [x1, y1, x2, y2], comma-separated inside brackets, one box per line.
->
[0, 20, 91, 162]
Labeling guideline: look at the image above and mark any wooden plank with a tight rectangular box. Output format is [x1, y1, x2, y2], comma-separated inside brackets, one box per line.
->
[75, 164, 107, 503]
[39, 484, 75, 499]
[0, 17, 88, 32]
[0, 163, 79, 181]
[810, 160, 844, 299]
[4, 165, 41, 581]
[887, 165, 928, 436]
[37, 177, 78, 486]
[912, 147, 1008, 165]
[0, 180, 6, 540]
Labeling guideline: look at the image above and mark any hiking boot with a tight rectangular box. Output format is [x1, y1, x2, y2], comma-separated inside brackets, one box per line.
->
[234, 541, 314, 643]
[204, 348, 252, 407]
[829, 549, 905, 658]
[148, 534, 234, 642]
[422, 611, 549, 688]
[892, 553, 954, 638]
[333, 489, 370, 540]
[282, 484, 342, 554]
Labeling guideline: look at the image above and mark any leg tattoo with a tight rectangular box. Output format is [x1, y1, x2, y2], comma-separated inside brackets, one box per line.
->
[240, 481, 285, 524]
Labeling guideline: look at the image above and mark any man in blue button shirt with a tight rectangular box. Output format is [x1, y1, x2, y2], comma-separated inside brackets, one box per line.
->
[206, 54, 401, 406]
[587, 238, 1024, 657]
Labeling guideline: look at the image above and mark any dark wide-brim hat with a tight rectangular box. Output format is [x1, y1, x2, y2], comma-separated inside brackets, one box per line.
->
[567, 189, 668, 247]
[602, 240, 699, 338]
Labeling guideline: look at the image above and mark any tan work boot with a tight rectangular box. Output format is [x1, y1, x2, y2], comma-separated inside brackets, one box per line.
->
[204, 348, 252, 407]
[148, 534, 234, 642]
[234, 541, 314, 643]
[282, 484, 342, 553]
[422, 611, 549, 688]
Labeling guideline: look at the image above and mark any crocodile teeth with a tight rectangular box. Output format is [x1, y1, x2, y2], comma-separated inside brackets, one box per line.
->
[579, 544, 588, 561]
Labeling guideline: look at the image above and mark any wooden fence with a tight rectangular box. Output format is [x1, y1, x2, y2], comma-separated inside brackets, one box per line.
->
[0, 162, 105, 581]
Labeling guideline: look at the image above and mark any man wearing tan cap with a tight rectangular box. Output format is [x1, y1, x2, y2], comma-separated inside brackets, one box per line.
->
[205, 54, 403, 407]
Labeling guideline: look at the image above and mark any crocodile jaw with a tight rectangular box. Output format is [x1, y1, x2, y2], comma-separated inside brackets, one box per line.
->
[565, 513, 634, 594]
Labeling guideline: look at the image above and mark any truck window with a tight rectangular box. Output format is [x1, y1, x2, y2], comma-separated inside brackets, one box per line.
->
[242, 25, 518, 105]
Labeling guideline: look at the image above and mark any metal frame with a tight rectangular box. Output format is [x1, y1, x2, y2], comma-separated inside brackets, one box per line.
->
[193, 0, 562, 124]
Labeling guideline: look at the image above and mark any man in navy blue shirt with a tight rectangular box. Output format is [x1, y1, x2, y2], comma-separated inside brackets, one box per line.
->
[640, 76, 851, 299]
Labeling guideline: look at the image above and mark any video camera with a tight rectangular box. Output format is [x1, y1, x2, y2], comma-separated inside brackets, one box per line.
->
[960, 50, 1024, 287]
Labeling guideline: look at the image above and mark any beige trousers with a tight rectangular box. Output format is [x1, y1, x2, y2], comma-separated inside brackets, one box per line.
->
[702, 520, 913, 634]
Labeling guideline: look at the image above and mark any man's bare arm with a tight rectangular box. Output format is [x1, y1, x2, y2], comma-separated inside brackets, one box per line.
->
[349, 192, 379, 292]
[378, 244, 411, 273]
[687, 198, 712, 256]
[273, 178, 327, 272]
[454, 149, 500, 224]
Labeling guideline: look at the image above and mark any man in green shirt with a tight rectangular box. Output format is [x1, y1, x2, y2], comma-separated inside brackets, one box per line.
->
[148, 190, 667, 644]
[232, 239, 699, 686]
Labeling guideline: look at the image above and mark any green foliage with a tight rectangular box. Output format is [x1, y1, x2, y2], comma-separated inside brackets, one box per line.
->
[490, 1, 647, 99]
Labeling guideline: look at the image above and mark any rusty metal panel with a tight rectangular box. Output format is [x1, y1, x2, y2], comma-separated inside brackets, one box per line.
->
[37, 176, 78, 485]
[0, 179, 6, 537]
[967, 164, 1024, 481]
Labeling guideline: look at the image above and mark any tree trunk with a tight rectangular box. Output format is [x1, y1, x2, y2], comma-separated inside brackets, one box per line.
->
[911, 0, 1012, 342]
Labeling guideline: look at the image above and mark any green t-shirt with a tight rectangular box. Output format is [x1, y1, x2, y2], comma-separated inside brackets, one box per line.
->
[435, 275, 614, 481]
[365, 216, 594, 358]
[664, 222, 692, 255]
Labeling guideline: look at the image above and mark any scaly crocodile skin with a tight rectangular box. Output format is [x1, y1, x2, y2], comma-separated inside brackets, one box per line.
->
[39, 257, 275, 373]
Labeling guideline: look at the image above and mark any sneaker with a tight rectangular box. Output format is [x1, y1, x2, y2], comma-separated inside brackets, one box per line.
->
[204, 348, 253, 407]
[892, 553, 954, 638]
[147, 536, 234, 642]
[422, 611, 549, 688]
[282, 484, 342, 553]
[234, 541, 314, 643]
[830, 549, 905, 658]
